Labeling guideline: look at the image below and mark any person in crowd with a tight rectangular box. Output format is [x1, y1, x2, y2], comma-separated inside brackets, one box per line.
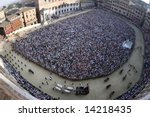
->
[12, 9, 135, 80]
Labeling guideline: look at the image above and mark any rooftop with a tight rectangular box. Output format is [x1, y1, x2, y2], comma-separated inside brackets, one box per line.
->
[0, 21, 10, 27]
[20, 7, 35, 12]
[6, 14, 20, 21]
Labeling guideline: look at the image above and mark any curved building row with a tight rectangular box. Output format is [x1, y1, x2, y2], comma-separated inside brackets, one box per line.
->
[97, 0, 150, 31]
[143, 9, 150, 31]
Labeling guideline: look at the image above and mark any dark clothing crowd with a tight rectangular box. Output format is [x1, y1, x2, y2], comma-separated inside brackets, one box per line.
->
[12, 9, 135, 80]
[117, 32, 150, 100]
[2, 57, 54, 100]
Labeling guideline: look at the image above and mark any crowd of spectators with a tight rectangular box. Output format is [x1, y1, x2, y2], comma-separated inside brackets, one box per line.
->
[116, 31, 150, 100]
[1, 57, 54, 100]
[12, 9, 135, 80]
[1, 8, 150, 100]
[97, 7, 150, 99]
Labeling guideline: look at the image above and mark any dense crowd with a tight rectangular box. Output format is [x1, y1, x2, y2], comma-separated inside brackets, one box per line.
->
[97, 7, 150, 99]
[1, 57, 54, 100]
[12, 9, 135, 80]
[116, 31, 150, 100]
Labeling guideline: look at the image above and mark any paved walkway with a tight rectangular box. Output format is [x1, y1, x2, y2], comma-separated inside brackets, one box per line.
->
[0, 9, 145, 100]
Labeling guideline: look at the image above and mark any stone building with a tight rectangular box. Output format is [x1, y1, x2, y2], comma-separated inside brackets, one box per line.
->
[0, 12, 23, 38]
[142, 9, 150, 32]
[20, 7, 38, 27]
[97, 0, 150, 32]
[97, 0, 147, 26]
[80, 0, 96, 9]
[6, 14, 23, 31]
[34, 0, 80, 23]
[0, 9, 5, 23]
[0, 21, 12, 38]
[0, 7, 38, 38]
